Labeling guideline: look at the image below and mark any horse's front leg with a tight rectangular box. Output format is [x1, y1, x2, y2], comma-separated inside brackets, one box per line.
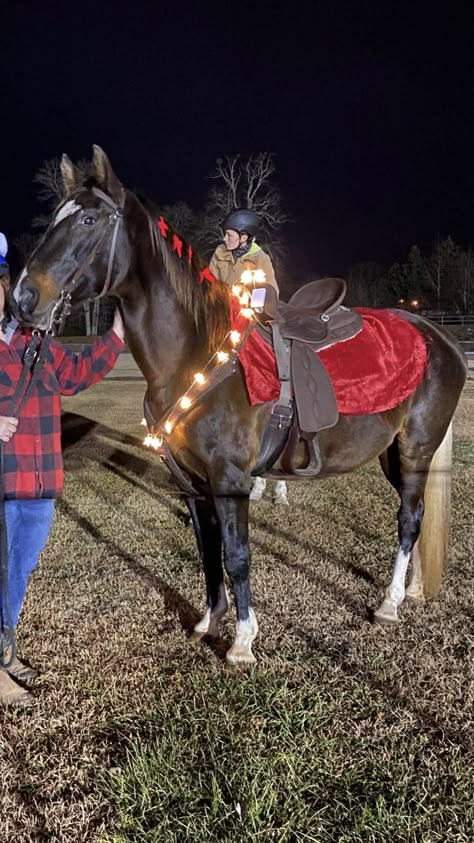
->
[213, 495, 258, 665]
[187, 498, 229, 639]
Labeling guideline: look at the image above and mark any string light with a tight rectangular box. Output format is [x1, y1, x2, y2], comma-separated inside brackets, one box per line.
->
[240, 269, 266, 286]
[143, 434, 163, 450]
[141, 417, 147, 426]
[143, 290, 260, 451]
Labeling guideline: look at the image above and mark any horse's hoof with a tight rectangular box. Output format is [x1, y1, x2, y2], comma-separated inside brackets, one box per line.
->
[226, 610, 258, 665]
[405, 590, 425, 606]
[226, 646, 257, 666]
[191, 620, 221, 642]
[373, 611, 400, 626]
[373, 597, 400, 625]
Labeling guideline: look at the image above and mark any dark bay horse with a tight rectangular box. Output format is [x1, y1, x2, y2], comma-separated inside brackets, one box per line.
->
[14, 147, 467, 664]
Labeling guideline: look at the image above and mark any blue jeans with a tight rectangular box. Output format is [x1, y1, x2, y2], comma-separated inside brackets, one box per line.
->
[1, 499, 55, 629]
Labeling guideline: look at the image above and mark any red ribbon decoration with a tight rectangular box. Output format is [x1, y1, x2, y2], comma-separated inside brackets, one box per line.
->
[157, 216, 169, 238]
[172, 234, 183, 258]
[199, 267, 217, 285]
[188, 245, 193, 266]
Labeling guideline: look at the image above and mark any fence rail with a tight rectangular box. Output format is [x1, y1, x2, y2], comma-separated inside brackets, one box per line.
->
[421, 313, 474, 326]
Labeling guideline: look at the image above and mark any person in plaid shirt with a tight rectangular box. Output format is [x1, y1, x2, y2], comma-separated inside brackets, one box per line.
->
[0, 234, 125, 706]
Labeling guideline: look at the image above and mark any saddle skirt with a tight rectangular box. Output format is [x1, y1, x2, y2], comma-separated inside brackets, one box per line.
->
[234, 301, 428, 416]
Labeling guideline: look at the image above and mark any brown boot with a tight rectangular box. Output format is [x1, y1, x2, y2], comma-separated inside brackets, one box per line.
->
[1, 634, 39, 683]
[0, 667, 32, 707]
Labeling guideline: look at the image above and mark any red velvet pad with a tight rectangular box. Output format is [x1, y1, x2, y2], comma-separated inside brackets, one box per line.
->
[231, 302, 428, 414]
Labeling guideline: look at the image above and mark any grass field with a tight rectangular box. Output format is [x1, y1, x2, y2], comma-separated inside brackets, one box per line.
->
[0, 381, 472, 842]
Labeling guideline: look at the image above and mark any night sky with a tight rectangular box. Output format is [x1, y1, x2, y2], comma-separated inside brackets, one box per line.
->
[2, 1, 473, 279]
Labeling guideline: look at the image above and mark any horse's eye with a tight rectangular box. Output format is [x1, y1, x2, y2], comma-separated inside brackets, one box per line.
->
[82, 215, 96, 226]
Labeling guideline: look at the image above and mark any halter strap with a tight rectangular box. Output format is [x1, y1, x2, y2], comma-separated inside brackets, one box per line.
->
[47, 186, 126, 334]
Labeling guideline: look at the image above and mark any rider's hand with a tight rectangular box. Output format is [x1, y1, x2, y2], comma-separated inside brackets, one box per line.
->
[112, 309, 125, 342]
[0, 416, 18, 443]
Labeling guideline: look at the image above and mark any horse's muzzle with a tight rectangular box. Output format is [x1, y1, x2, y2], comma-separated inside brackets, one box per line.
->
[14, 279, 40, 323]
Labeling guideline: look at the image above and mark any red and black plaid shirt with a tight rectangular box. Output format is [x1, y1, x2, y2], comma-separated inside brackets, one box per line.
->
[0, 325, 124, 499]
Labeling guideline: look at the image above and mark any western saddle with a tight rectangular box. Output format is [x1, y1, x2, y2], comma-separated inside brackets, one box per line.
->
[252, 277, 363, 479]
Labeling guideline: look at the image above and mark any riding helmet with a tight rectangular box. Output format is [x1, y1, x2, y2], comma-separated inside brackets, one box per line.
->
[222, 209, 259, 238]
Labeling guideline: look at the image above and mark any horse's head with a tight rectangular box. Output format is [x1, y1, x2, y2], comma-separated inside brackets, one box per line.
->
[14, 146, 131, 329]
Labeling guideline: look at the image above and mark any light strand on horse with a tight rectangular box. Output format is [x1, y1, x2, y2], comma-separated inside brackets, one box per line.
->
[143, 305, 257, 449]
[142, 275, 267, 449]
[145, 221, 267, 449]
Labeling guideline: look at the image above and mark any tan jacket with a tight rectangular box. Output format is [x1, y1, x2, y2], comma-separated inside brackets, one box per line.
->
[209, 241, 279, 294]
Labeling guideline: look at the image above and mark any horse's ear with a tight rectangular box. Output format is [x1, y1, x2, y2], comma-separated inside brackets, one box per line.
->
[92, 145, 123, 202]
[61, 154, 82, 194]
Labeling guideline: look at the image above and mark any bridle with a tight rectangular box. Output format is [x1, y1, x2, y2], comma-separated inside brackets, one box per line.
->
[46, 186, 126, 335]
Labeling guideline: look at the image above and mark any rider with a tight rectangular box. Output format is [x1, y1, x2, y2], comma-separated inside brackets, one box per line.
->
[209, 208, 279, 294]
[0, 232, 126, 707]
[209, 210, 288, 506]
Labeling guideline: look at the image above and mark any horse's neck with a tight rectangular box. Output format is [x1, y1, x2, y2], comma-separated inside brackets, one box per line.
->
[121, 278, 207, 416]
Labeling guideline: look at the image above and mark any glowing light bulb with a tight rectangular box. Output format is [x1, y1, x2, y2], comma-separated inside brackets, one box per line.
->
[144, 434, 163, 450]
[194, 372, 205, 385]
[180, 396, 192, 410]
[141, 417, 147, 426]
[253, 269, 266, 284]
[240, 270, 253, 285]
[165, 420, 173, 434]
[240, 290, 250, 305]
[230, 330, 241, 346]
[232, 284, 242, 296]
[216, 351, 229, 363]
[240, 308, 254, 320]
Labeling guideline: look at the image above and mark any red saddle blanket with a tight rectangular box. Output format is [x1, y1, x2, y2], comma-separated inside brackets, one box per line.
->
[234, 306, 428, 415]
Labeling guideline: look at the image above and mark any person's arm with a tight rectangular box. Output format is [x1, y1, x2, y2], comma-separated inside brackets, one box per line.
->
[51, 310, 125, 396]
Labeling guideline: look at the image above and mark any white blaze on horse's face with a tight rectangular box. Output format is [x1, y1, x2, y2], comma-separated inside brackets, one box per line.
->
[53, 199, 81, 227]
[12, 268, 27, 305]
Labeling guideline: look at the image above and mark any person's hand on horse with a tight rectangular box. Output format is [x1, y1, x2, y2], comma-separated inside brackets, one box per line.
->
[112, 309, 125, 342]
[0, 416, 18, 442]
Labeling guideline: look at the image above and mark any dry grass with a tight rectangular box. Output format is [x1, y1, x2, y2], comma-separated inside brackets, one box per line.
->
[0, 380, 473, 842]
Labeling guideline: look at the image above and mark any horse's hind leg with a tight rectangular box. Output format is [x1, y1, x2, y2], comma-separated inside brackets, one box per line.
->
[375, 439, 427, 624]
[187, 498, 229, 639]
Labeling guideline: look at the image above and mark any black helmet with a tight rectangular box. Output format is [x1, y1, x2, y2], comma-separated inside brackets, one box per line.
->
[222, 208, 259, 238]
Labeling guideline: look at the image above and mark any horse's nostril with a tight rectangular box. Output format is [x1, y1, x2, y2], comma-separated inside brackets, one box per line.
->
[20, 284, 39, 314]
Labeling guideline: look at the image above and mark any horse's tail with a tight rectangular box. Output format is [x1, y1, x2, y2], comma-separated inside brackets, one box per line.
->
[419, 422, 453, 596]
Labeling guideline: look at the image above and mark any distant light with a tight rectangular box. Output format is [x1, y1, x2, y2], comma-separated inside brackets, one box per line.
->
[398, 299, 405, 304]
[411, 299, 419, 307]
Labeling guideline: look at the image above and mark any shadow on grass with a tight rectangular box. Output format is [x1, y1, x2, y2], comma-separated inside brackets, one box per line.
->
[56, 497, 230, 661]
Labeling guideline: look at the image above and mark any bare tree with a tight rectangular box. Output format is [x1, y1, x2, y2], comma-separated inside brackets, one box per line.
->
[33, 157, 89, 207]
[203, 154, 290, 259]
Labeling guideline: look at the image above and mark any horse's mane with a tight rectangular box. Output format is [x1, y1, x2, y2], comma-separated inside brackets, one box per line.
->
[135, 193, 231, 352]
